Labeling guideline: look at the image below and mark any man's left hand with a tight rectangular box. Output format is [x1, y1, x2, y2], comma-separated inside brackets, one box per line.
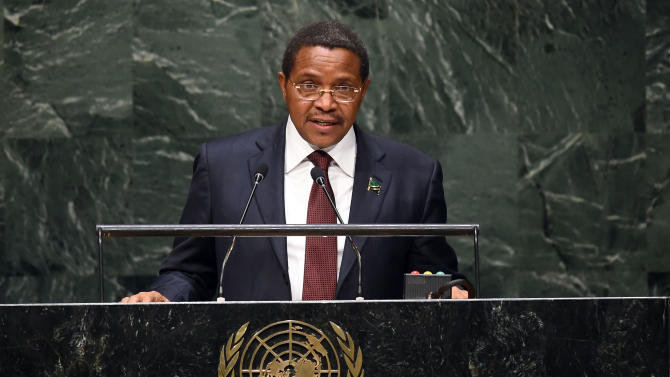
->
[451, 286, 468, 299]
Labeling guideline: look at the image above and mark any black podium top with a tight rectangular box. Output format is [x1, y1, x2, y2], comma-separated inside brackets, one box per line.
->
[1, 298, 668, 376]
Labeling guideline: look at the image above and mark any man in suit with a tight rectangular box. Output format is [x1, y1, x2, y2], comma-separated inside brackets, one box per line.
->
[123, 21, 467, 302]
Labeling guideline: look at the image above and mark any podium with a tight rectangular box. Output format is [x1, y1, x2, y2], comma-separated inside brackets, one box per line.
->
[1, 298, 667, 376]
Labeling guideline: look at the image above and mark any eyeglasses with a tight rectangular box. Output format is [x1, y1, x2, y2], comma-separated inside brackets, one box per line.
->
[288, 79, 362, 103]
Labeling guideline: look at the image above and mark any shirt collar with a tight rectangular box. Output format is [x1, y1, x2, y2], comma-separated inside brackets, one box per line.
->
[284, 116, 356, 177]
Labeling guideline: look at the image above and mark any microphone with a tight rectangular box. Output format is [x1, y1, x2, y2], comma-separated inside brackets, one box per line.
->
[216, 163, 268, 302]
[310, 166, 364, 300]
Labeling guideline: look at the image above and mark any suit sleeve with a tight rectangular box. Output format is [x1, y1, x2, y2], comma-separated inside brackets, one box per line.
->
[406, 160, 464, 279]
[148, 143, 217, 301]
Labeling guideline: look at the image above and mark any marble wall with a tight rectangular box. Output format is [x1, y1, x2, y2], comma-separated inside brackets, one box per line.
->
[0, 0, 668, 302]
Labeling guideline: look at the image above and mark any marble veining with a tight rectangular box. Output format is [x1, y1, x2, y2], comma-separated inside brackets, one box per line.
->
[646, 0, 670, 133]
[0, 299, 667, 376]
[0, 0, 667, 303]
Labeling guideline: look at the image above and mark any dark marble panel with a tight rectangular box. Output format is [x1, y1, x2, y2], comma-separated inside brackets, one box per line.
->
[0, 137, 135, 303]
[394, 133, 519, 298]
[0, 0, 5, 282]
[385, 0, 644, 134]
[0, 0, 664, 304]
[0, 299, 667, 376]
[0, 0, 4, 62]
[132, 0, 262, 137]
[517, 133, 670, 297]
[0, 0, 132, 138]
[649, 271, 670, 295]
[0, 135, 213, 302]
[646, 0, 670, 133]
[0, 274, 102, 305]
[440, 134, 519, 298]
[642, 134, 670, 291]
[0, 145, 5, 273]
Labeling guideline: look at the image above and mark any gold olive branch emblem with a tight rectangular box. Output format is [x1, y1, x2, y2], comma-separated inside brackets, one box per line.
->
[218, 321, 364, 377]
[218, 322, 249, 377]
[330, 322, 364, 377]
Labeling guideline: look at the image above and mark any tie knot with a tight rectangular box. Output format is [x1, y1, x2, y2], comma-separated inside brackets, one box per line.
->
[307, 150, 333, 171]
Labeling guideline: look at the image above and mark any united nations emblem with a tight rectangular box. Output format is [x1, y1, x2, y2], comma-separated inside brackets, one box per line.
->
[218, 320, 364, 377]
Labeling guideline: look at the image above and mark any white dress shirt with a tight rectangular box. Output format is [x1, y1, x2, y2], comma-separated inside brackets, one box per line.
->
[284, 116, 356, 300]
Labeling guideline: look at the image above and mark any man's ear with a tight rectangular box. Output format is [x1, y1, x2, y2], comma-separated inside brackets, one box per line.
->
[360, 77, 371, 101]
[277, 72, 287, 100]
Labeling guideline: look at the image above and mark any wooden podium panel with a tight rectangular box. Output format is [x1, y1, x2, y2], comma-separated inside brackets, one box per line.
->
[0, 298, 667, 376]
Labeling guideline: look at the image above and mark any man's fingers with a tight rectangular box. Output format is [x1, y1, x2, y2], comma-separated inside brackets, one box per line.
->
[451, 286, 469, 299]
[120, 291, 169, 303]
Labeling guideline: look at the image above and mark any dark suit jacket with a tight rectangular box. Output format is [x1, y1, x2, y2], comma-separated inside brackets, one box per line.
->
[149, 122, 461, 301]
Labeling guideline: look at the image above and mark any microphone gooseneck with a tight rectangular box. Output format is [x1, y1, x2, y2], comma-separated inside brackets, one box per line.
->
[310, 166, 364, 300]
[216, 163, 269, 302]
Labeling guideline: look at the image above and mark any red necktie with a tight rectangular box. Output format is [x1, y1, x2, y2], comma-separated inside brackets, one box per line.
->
[302, 151, 337, 300]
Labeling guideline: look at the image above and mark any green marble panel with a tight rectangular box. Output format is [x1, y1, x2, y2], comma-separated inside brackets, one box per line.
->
[0, 135, 208, 302]
[517, 132, 669, 296]
[0, 0, 666, 302]
[0, 274, 102, 304]
[0, 0, 3, 63]
[646, 0, 670, 133]
[0, 137, 135, 302]
[133, 0, 262, 137]
[0, 0, 3, 298]
[395, 133, 519, 297]
[385, 0, 645, 134]
[0, 145, 4, 278]
[1, 0, 132, 138]
[641, 135, 670, 287]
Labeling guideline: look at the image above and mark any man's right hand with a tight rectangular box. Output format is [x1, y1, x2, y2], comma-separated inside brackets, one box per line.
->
[121, 291, 169, 303]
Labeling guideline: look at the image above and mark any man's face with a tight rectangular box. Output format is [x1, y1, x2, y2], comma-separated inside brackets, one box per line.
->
[278, 46, 370, 148]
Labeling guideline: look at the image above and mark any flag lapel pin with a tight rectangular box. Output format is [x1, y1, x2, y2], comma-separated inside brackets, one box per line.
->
[367, 177, 381, 195]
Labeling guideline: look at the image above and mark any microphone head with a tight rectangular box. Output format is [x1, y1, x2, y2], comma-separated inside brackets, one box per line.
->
[254, 163, 269, 182]
[310, 166, 325, 183]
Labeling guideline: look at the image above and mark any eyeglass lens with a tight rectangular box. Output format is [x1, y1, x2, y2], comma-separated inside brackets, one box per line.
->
[295, 84, 357, 102]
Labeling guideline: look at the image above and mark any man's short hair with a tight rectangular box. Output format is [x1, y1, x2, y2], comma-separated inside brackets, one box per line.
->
[281, 21, 370, 82]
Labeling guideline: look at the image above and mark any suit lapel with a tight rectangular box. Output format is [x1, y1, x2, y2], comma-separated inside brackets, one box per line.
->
[248, 124, 288, 276]
[337, 126, 392, 293]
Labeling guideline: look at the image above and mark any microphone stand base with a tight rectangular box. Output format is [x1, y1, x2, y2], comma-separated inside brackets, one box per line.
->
[216, 297, 226, 302]
[355, 296, 364, 301]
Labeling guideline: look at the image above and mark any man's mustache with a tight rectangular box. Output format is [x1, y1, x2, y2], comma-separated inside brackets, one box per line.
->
[307, 113, 343, 124]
